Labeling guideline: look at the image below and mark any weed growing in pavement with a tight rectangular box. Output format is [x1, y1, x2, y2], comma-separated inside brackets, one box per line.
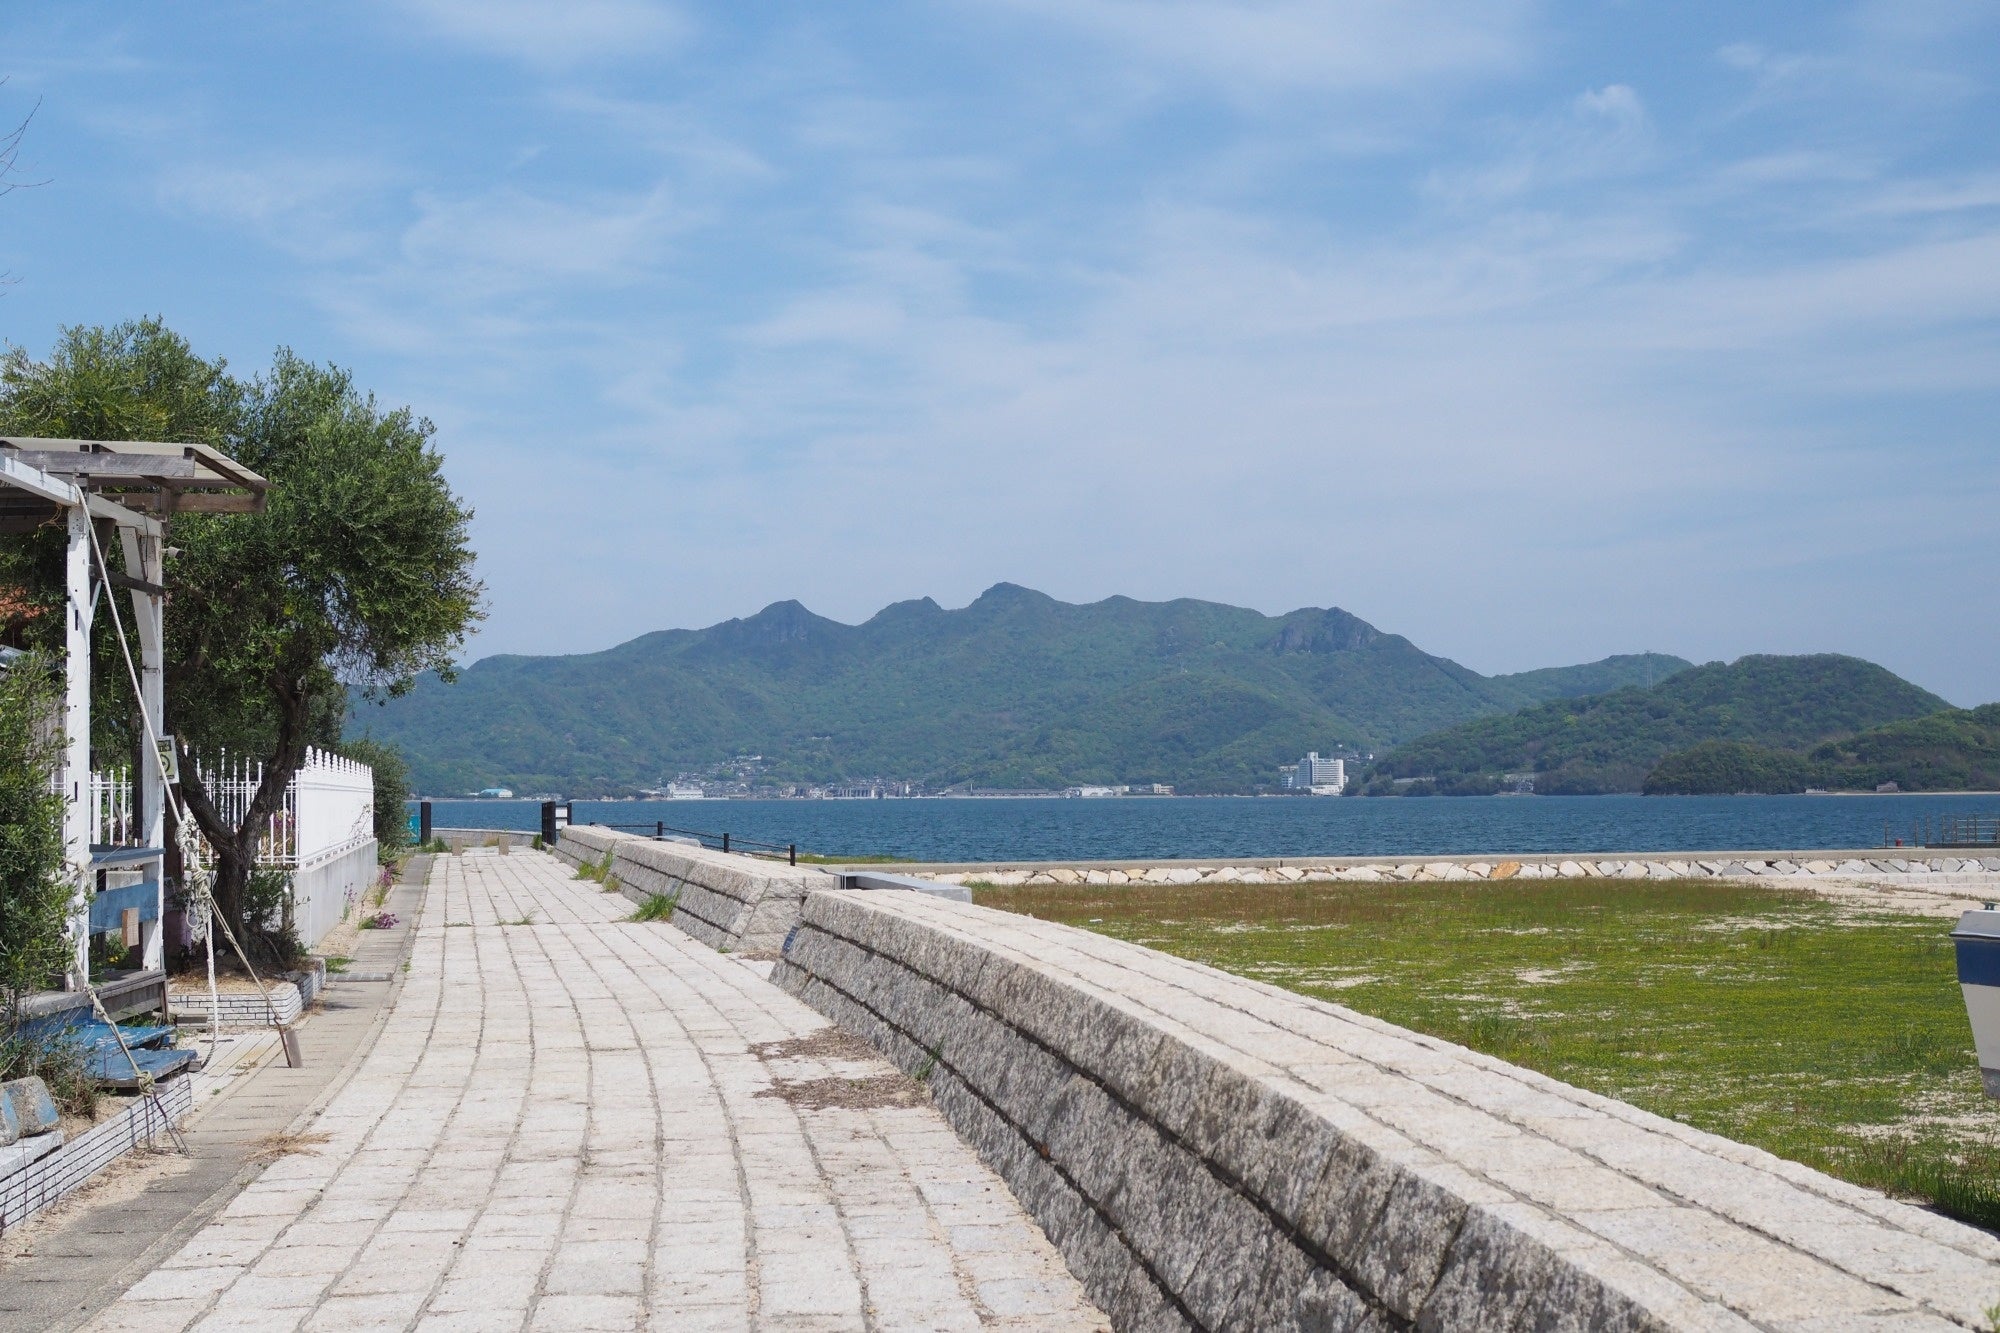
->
[324, 955, 353, 974]
[502, 913, 536, 927]
[359, 911, 399, 930]
[631, 892, 678, 923]
[977, 875, 2000, 1232]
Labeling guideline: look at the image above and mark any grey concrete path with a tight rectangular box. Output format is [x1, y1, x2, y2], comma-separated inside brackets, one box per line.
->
[0, 863, 428, 1333]
[80, 849, 1103, 1332]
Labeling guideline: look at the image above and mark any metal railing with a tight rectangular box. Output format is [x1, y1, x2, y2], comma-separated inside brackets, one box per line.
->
[1884, 815, 2000, 850]
[90, 768, 139, 847]
[1934, 816, 2000, 849]
[586, 820, 799, 866]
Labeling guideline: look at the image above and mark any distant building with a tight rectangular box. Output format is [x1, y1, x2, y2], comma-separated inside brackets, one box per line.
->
[1283, 753, 1344, 795]
[475, 786, 515, 799]
[1127, 783, 1173, 796]
[665, 783, 706, 800]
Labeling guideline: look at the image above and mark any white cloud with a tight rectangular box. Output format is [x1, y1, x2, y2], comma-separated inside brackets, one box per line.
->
[157, 155, 398, 263]
[397, 184, 684, 294]
[1573, 83, 1642, 126]
[45, 0, 1999, 702]
[971, 0, 1534, 99]
[386, 0, 690, 69]
[1424, 82, 1655, 204]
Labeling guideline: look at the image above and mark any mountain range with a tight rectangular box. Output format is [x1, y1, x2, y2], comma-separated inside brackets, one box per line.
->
[355, 583, 1692, 795]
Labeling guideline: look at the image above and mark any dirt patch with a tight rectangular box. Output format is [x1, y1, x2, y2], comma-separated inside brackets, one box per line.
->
[750, 1028, 882, 1064]
[756, 1075, 926, 1111]
[315, 918, 363, 961]
[248, 1130, 330, 1163]
[750, 1027, 928, 1110]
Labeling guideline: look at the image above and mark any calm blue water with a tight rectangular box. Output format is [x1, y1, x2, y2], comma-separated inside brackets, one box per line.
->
[414, 793, 2000, 863]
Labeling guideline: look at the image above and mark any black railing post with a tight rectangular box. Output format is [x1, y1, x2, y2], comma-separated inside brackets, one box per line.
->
[722, 832, 730, 854]
[656, 820, 664, 839]
[419, 800, 432, 846]
[541, 801, 557, 845]
[789, 844, 796, 867]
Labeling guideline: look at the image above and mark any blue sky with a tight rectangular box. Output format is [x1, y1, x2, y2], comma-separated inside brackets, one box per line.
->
[5, 1, 1998, 703]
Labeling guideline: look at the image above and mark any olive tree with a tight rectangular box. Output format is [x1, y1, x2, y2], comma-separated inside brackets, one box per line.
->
[1, 322, 482, 956]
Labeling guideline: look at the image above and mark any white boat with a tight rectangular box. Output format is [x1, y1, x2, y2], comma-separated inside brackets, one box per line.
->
[1951, 906, 2000, 1098]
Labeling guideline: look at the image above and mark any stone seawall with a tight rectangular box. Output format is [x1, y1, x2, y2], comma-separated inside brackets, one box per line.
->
[774, 888, 2000, 1331]
[552, 826, 836, 954]
[908, 850, 2000, 888]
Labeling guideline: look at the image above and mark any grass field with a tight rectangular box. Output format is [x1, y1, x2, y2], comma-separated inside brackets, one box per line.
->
[974, 876, 2000, 1230]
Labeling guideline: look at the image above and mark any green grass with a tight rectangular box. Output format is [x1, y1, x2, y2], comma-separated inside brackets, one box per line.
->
[976, 876, 2000, 1230]
[631, 891, 678, 922]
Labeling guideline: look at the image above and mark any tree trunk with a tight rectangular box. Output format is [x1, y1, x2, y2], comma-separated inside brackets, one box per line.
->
[173, 669, 317, 963]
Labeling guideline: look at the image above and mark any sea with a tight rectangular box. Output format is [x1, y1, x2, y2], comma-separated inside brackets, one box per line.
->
[413, 792, 2000, 864]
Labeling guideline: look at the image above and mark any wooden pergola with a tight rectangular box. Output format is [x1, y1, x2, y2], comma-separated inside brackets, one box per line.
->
[0, 437, 268, 994]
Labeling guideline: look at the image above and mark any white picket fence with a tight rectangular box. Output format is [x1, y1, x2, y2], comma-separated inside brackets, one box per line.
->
[91, 747, 376, 950]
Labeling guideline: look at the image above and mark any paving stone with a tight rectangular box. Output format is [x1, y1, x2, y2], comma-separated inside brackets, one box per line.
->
[74, 850, 1099, 1333]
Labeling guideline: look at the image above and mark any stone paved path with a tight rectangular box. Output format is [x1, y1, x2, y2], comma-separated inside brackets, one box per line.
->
[83, 850, 1103, 1332]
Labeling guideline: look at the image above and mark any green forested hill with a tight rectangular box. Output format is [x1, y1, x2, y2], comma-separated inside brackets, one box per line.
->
[354, 584, 1688, 795]
[1644, 704, 2000, 794]
[1369, 655, 1950, 795]
[1489, 654, 1689, 702]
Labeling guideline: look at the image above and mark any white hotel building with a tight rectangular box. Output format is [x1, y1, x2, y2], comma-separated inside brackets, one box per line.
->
[1281, 752, 1346, 795]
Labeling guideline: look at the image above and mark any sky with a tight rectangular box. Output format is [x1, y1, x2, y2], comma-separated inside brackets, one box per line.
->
[3, 1, 1998, 703]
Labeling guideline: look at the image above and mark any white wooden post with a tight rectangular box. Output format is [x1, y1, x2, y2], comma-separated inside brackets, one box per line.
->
[63, 507, 93, 987]
[120, 526, 168, 969]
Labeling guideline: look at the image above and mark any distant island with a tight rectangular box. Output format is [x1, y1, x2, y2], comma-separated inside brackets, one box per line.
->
[1363, 655, 1964, 796]
[354, 583, 1688, 796]
[360, 586, 1995, 799]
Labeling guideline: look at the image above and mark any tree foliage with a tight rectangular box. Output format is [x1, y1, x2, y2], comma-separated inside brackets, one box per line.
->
[0, 652, 69, 1007]
[1641, 740, 1819, 796]
[0, 321, 240, 760]
[339, 736, 412, 852]
[0, 321, 481, 953]
[1646, 705, 2000, 794]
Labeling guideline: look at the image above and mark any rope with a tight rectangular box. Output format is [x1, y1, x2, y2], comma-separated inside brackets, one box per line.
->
[79, 517, 294, 1130]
